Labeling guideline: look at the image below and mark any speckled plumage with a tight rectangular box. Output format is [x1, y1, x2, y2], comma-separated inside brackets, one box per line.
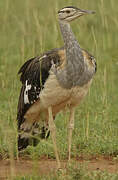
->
[17, 6, 96, 167]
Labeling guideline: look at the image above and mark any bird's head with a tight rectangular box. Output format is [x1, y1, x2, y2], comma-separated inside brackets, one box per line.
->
[58, 6, 95, 22]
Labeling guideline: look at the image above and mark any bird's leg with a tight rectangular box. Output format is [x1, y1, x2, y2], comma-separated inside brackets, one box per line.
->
[68, 107, 75, 162]
[48, 107, 61, 169]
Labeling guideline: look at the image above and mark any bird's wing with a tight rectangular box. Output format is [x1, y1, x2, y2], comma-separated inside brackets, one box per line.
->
[17, 47, 65, 129]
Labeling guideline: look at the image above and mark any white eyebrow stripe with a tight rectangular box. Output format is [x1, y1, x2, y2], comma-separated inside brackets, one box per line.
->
[59, 8, 71, 13]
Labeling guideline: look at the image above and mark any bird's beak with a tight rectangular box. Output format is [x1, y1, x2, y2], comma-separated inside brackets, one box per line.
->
[72, 9, 95, 21]
[79, 9, 95, 15]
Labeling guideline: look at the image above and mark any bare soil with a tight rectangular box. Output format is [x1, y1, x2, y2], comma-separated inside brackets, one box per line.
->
[0, 156, 118, 179]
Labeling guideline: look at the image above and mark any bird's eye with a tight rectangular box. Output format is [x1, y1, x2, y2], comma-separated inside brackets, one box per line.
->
[66, 10, 70, 13]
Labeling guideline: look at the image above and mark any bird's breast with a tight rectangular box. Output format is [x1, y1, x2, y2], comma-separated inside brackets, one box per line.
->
[39, 71, 92, 110]
[24, 71, 92, 121]
[39, 71, 71, 109]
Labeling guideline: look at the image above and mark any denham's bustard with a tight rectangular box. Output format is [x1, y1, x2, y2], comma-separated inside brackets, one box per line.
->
[17, 6, 96, 168]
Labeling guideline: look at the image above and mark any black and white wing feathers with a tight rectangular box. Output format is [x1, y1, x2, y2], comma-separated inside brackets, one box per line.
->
[17, 48, 62, 129]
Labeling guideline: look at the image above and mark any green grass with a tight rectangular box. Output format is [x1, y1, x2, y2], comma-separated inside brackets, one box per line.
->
[0, 0, 118, 179]
[14, 172, 118, 180]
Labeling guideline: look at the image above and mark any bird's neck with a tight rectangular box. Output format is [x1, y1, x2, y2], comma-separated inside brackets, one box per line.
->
[59, 20, 84, 65]
[59, 21, 79, 49]
[52, 20, 95, 89]
[54, 20, 84, 88]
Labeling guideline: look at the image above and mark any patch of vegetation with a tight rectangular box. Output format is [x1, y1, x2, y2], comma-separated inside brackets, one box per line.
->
[13, 162, 118, 180]
[0, 0, 118, 178]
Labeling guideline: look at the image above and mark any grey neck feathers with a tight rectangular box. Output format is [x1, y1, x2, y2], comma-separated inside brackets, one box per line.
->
[59, 21, 84, 69]
[52, 20, 94, 89]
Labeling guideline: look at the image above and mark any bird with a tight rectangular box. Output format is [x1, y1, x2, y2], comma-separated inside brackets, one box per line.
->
[17, 6, 96, 169]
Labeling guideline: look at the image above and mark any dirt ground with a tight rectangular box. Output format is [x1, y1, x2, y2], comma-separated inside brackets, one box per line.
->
[0, 156, 118, 179]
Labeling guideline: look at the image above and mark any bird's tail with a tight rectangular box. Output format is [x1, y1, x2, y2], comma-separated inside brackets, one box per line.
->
[18, 122, 50, 151]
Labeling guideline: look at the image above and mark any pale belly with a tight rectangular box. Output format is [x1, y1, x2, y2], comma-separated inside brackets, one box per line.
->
[25, 72, 92, 122]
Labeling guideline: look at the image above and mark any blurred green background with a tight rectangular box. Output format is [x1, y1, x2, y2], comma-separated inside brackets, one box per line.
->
[0, 0, 118, 162]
